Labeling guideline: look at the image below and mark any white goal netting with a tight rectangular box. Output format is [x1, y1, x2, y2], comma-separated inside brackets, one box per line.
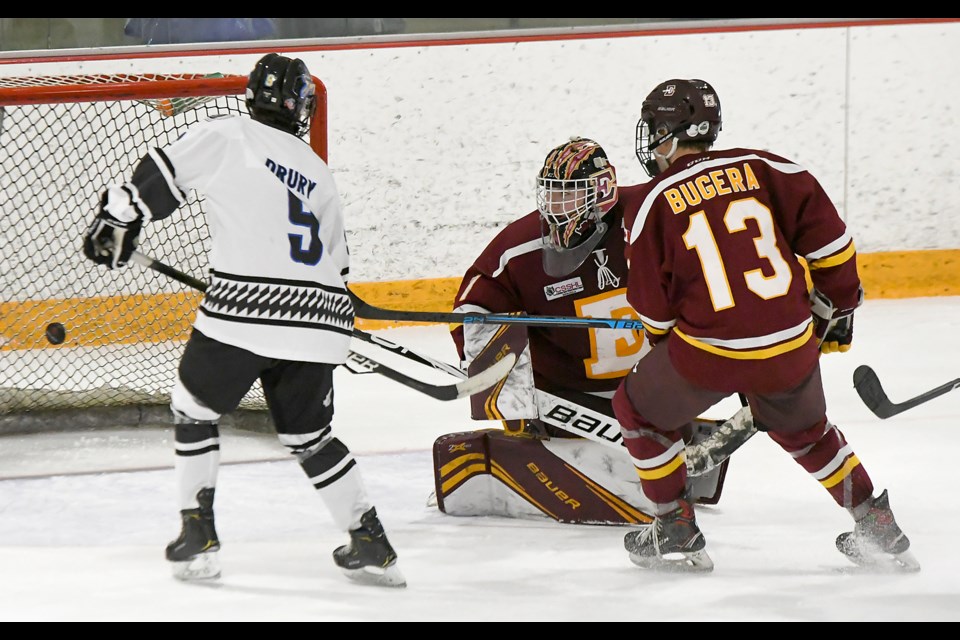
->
[0, 73, 327, 428]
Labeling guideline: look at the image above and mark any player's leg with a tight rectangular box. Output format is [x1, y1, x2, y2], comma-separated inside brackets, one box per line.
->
[262, 360, 405, 588]
[612, 340, 726, 572]
[753, 363, 918, 572]
[166, 329, 264, 580]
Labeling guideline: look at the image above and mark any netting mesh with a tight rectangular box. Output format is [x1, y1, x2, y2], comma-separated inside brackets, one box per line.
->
[0, 74, 272, 418]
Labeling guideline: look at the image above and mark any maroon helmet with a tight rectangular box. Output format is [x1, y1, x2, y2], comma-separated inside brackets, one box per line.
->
[636, 79, 722, 177]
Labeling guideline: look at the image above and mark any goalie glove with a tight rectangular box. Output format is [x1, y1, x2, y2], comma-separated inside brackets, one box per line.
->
[810, 287, 863, 354]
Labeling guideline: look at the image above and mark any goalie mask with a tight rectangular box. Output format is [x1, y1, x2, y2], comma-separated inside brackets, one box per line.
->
[245, 53, 317, 137]
[636, 79, 722, 178]
[536, 137, 618, 277]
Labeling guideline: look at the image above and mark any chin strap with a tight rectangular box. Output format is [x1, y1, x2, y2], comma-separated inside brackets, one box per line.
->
[653, 137, 679, 168]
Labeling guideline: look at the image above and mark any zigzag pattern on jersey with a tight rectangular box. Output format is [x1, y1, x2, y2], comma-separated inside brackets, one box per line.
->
[200, 273, 353, 332]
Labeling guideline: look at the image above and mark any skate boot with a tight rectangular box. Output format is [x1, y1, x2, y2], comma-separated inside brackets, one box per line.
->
[623, 497, 713, 573]
[165, 488, 221, 580]
[333, 507, 406, 588]
[836, 489, 920, 573]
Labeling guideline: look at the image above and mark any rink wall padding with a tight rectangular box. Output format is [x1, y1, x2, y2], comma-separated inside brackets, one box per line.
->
[2, 249, 957, 348]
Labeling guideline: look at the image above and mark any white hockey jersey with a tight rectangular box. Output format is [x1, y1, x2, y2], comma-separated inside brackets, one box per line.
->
[121, 115, 353, 364]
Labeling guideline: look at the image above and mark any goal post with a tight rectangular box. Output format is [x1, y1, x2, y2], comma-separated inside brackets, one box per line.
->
[0, 72, 328, 428]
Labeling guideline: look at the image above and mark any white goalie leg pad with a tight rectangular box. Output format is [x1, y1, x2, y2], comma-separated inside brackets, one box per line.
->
[463, 319, 537, 420]
[170, 377, 222, 511]
[433, 429, 657, 524]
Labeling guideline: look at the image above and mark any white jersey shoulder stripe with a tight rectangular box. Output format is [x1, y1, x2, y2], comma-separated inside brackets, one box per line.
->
[628, 153, 807, 245]
[805, 230, 852, 261]
[492, 238, 543, 278]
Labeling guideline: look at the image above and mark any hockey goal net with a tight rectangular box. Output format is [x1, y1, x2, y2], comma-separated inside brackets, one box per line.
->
[0, 72, 328, 428]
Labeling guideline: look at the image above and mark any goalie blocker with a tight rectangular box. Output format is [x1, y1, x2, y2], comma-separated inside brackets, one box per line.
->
[430, 324, 731, 525]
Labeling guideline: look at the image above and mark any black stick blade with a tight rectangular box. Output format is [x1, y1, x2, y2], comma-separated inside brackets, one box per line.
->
[854, 364, 960, 419]
[853, 365, 895, 418]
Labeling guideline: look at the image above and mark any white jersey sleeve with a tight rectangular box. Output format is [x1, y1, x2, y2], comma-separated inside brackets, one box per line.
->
[158, 115, 353, 364]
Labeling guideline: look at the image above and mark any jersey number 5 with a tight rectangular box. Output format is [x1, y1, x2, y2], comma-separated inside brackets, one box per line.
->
[287, 191, 323, 265]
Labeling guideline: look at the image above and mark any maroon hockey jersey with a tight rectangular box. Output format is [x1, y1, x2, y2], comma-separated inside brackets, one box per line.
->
[451, 189, 647, 395]
[621, 148, 861, 394]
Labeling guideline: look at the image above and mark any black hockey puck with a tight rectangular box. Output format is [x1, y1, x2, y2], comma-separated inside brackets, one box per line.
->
[45, 322, 66, 345]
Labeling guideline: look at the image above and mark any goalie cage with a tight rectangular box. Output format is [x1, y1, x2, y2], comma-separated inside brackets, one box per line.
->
[0, 72, 328, 432]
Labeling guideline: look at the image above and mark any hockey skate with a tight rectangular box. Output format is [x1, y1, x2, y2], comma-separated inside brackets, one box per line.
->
[836, 489, 920, 573]
[623, 498, 713, 573]
[165, 488, 221, 581]
[333, 507, 406, 588]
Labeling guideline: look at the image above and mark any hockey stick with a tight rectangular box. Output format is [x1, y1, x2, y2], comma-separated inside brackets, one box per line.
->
[347, 290, 645, 331]
[534, 389, 755, 477]
[347, 323, 756, 476]
[853, 365, 960, 419]
[129, 251, 515, 401]
[341, 349, 514, 401]
[349, 328, 466, 378]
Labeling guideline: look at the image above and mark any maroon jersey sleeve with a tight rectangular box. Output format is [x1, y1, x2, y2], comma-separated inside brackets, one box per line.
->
[452, 206, 645, 394]
[775, 170, 861, 312]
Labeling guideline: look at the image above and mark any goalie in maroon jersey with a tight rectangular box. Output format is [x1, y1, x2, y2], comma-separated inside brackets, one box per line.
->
[431, 137, 755, 526]
[613, 78, 918, 572]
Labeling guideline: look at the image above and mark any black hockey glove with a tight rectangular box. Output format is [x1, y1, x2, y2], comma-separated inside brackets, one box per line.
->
[82, 211, 142, 270]
[810, 287, 862, 354]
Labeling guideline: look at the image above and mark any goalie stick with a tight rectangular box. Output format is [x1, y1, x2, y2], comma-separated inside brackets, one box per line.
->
[129, 251, 515, 401]
[350, 323, 756, 476]
[347, 290, 645, 331]
[853, 364, 960, 419]
[534, 390, 755, 477]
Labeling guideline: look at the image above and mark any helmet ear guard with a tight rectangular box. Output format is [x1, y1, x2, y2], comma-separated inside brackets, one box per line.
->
[535, 137, 619, 277]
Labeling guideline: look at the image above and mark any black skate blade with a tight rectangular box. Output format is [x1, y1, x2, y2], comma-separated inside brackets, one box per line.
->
[340, 563, 407, 588]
